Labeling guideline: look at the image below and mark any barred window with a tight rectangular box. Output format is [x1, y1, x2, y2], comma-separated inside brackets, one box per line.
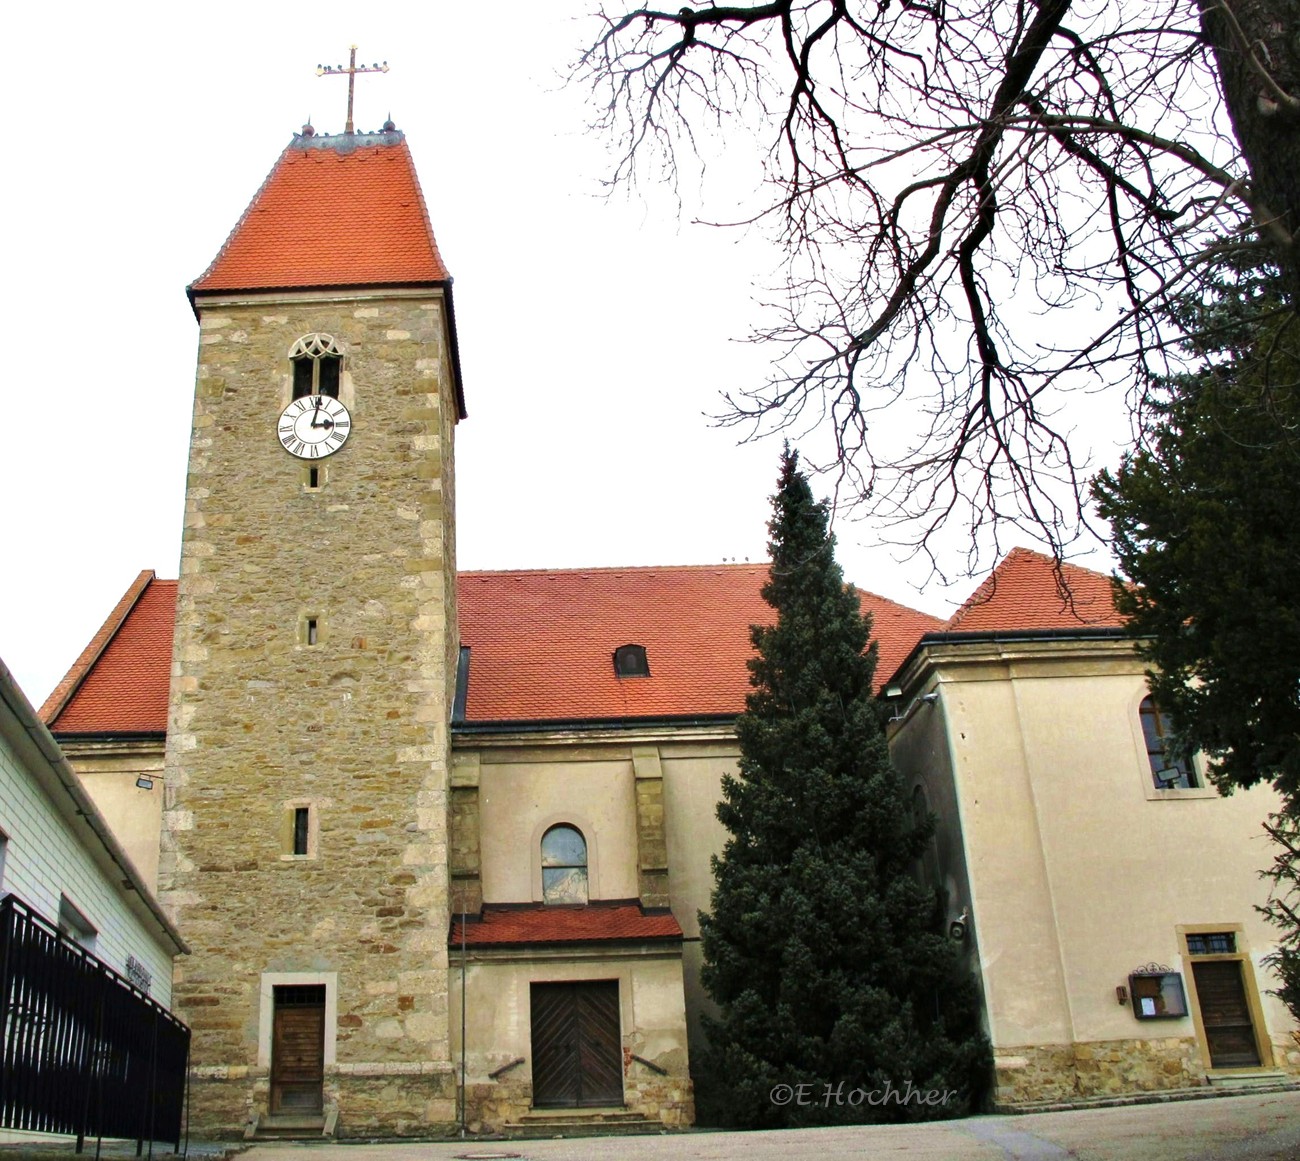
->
[1186, 932, 1236, 955]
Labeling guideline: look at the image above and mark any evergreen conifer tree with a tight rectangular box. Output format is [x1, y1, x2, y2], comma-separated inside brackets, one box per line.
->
[1092, 249, 1300, 1021]
[697, 447, 989, 1127]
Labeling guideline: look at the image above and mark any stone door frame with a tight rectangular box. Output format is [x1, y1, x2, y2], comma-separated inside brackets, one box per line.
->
[1178, 924, 1273, 1073]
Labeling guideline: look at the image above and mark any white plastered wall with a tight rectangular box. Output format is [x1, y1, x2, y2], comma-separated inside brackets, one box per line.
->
[0, 702, 175, 1005]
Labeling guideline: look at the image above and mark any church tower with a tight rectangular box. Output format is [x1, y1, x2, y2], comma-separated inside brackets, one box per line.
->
[160, 125, 464, 1135]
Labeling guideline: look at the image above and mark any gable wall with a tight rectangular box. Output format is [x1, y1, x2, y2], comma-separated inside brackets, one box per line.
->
[0, 704, 174, 1004]
[894, 637, 1297, 1102]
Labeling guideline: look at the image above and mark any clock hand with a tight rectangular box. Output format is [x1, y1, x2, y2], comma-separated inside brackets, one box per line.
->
[310, 396, 325, 429]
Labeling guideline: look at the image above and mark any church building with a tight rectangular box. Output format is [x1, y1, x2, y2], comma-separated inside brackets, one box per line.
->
[35, 121, 1299, 1137]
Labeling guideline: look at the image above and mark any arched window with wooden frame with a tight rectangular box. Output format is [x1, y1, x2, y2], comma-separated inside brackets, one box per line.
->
[541, 824, 589, 905]
[1140, 695, 1198, 789]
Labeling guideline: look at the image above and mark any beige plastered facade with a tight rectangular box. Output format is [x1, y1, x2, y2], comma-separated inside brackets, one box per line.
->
[445, 726, 735, 1129]
[888, 634, 1299, 1105]
[60, 737, 165, 892]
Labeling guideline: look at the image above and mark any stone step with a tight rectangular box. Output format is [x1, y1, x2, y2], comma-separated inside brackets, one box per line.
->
[503, 1111, 666, 1137]
[246, 1112, 332, 1140]
[517, 1108, 648, 1122]
[1206, 1070, 1292, 1088]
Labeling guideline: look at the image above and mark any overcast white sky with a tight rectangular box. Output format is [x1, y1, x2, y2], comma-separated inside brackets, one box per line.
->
[0, 2, 1123, 707]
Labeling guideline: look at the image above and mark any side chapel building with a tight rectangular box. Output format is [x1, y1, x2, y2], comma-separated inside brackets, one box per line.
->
[35, 125, 1299, 1136]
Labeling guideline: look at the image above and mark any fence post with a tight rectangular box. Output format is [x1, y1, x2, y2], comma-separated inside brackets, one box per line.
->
[178, 1029, 191, 1155]
[0, 899, 13, 1129]
[76, 962, 106, 1154]
[138, 1005, 159, 1158]
[0, 894, 12, 1123]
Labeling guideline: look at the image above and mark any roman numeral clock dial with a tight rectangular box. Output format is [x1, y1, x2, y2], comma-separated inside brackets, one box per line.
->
[277, 395, 351, 459]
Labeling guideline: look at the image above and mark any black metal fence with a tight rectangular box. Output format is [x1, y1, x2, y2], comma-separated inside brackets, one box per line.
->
[0, 893, 189, 1151]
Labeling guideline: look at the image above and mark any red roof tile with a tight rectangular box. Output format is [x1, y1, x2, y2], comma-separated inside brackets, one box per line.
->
[40, 570, 154, 726]
[190, 132, 450, 294]
[46, 576, 175, 735]
[47, 563, 942, 734]
[449, 902, 683, 948]
[943, 547, 1123, 633]
[456, 564, 944, 722]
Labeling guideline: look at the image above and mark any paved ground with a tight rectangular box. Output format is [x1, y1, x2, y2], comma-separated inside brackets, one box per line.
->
[233, 1090, 1300, 1161]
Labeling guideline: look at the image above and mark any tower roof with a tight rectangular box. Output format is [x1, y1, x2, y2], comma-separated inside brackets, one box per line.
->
[189, 130, 451, 297]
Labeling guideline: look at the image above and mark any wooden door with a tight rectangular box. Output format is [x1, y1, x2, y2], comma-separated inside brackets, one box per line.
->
[1192, 961, 1262, 1069]
[530, 981, 623, 1108]
[270, 985, 325, 1114]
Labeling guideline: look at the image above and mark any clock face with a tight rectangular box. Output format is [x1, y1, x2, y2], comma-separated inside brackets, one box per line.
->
[277, 395, 351, 459]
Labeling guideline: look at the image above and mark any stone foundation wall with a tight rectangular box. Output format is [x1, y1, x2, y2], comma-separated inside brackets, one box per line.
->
[459, 1073, 693, 1133]
[330, 1070, 458, 1138]
[188, 1066, 457, 1138]
[623, 1072, 695, 1127]
[1276, 1032, 1300, 1075]
[994, 1037, 1202, 1106]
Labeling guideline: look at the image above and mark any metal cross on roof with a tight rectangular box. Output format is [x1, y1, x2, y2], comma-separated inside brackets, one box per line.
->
[316, 45, 389, 134]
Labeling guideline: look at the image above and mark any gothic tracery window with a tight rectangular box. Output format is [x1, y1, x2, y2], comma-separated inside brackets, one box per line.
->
[289, 333, 343, 400]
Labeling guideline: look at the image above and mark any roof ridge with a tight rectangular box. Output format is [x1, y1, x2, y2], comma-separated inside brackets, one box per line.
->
[40, 570, 156, 727]
[458, 561, 771, 579]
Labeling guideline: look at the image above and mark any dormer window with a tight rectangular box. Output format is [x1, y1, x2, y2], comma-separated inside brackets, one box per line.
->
[613, 644, 649, 678]
[290, 333, 343, 400]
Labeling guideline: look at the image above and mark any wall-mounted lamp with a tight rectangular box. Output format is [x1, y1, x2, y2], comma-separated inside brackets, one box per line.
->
[889, 689, 941, 723]
[135, 775, 154, 791]
[948, 908, 970, 943]
[1115, 985, 1129, 1006]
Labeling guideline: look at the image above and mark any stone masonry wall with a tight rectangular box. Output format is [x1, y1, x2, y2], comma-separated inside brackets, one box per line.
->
[631, 747, 669, 909]
[160, 291, 459, 1135]
[994, 1038, 1203, 1107]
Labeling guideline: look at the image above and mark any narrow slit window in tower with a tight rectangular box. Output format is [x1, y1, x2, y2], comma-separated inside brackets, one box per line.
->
[293, 808, 310, 856]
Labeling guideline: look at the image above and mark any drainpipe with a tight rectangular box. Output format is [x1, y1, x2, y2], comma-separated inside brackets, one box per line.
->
[459, 902, 467, 1136]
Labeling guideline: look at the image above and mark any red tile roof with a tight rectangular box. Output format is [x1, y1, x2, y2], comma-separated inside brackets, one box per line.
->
[449, 902, 683, 948]
[60, 554, 1121, 736]
[190, 132, 450, 295]
[44, 574, 175, 735]
[456, 564, 944, 722]
[943, 547, 1123, 633]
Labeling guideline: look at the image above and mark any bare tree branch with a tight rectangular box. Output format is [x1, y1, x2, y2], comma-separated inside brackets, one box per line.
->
[575, 0, 1300, 571]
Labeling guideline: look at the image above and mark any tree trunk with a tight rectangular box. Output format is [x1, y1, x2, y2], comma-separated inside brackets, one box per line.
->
[1200, 0, 1300, 291]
